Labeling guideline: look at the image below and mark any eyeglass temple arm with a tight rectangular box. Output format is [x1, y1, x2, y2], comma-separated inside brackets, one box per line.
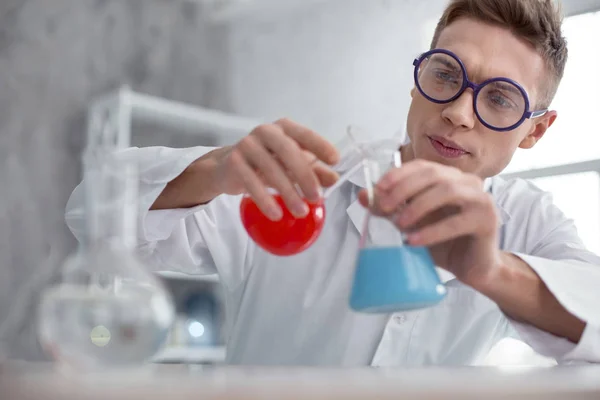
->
[526, 109, 548, 119]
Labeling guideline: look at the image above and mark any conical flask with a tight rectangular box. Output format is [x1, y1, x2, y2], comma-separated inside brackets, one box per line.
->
[349, 147, 447, 313]
[34, 146, 175, 369]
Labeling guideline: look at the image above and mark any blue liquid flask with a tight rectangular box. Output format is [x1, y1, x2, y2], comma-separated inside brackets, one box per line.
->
[349, 148, 447, 313]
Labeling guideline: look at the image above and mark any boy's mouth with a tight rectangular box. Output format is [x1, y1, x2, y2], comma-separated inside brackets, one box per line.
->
[427, 136, 470, 159]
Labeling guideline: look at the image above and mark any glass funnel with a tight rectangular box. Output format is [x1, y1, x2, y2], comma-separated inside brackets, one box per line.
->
[349, 147, 447, 313]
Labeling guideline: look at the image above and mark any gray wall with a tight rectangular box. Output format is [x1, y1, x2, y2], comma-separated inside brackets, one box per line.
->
[0, 0, 231, 358]
[0, 0, 485, 359]
[0, 0, 447, 338]
[1, 0, 595, 364]
[226, 0, 447, 143]
[0, 0, 444, 360]
[0, 0, 446, 360]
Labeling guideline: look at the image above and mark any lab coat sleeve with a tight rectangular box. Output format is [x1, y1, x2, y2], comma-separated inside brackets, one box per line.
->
[505, 191, 600, 363]
[65, 146, 253, 289]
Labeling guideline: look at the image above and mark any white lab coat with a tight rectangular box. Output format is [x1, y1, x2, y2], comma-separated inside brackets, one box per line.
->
[65, 141, 600, 366]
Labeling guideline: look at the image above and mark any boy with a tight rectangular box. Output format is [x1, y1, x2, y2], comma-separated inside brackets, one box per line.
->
[67, 0, 600, 365]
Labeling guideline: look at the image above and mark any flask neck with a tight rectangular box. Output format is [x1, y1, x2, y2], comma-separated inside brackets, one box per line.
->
[82, 149, 138, 250]
[361, 149, 408, 248]
[362, 149, 402, 207]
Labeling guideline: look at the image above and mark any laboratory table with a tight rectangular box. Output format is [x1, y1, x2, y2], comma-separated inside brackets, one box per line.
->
[1, 362, 599, 400]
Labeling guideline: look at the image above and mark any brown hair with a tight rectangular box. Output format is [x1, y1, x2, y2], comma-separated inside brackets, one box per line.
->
[430, 0, 568, 108]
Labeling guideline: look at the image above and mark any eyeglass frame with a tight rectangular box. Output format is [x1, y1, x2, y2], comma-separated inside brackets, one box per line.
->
[412, 49, 548, 132]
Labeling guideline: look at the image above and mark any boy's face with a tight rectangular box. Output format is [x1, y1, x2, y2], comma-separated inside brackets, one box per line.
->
[405, 18, 557, 178]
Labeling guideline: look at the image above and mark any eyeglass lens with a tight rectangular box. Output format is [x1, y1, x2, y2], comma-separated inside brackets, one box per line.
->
[416, 52, 527, 130]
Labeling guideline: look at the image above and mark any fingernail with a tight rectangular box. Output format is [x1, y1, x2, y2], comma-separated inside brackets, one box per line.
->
[268, 205, 283, 221]
[329, 150, 340, 165]
[315, 186, 325, 202]
[380, 199, 394, 213]
[377, 178, 391, 190]
[293, 202, 309, 217]
[307, 188, 322, 204]
[407, 232, 421, 245]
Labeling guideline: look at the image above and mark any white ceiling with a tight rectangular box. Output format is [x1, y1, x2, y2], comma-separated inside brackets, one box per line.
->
[192, 0, 600, 22]
[191, 0, 332, 22]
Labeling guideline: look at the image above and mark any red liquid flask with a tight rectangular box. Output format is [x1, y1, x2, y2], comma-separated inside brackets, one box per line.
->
[240, 194, 326, 256]
[239, 126, 373, 256]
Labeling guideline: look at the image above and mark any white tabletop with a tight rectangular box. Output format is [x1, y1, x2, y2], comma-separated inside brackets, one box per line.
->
[1, 363, 599, 400]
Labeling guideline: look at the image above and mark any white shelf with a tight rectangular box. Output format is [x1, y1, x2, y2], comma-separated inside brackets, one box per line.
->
[126, 90, 259, 139]
[156, 271, 220, 283]
[88, 86, 261, 149]
[152, 346, 226, 364]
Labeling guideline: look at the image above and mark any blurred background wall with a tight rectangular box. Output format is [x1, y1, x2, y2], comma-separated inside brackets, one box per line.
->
[0, 0, 446, 342]
[0, 0, 232, 358]
[1, 0, 599, 363]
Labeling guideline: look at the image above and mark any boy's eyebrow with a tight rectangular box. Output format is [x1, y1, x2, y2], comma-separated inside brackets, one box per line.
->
[489, 81, 522, 96]
[427, 54, 525, 93]
[430, 55, 460, 72]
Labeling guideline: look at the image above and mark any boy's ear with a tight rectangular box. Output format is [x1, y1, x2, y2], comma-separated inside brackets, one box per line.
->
[518, 110, 557, 149]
